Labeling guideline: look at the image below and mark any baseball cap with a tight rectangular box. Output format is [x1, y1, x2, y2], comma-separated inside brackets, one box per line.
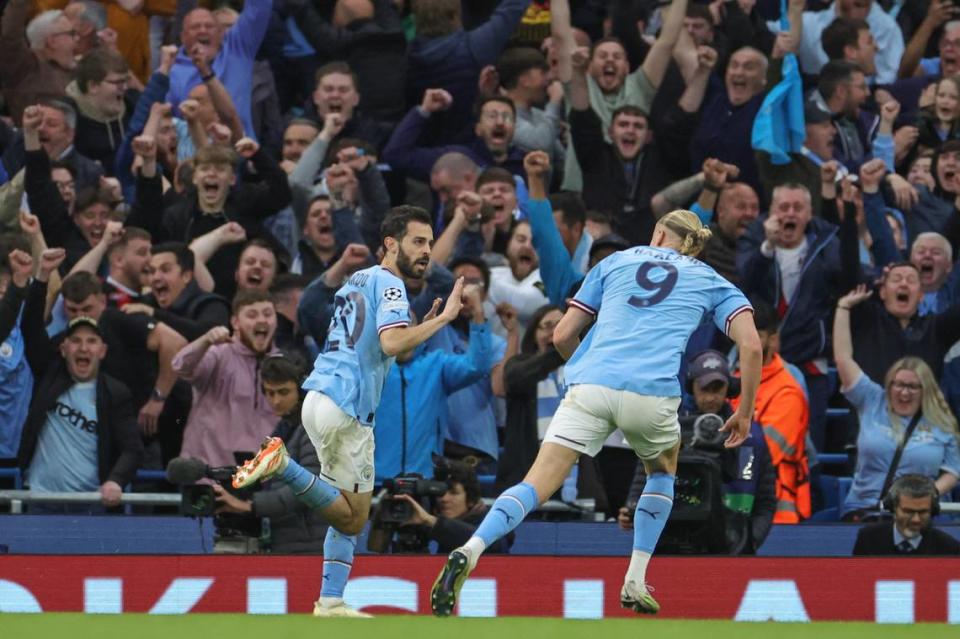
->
[688, 350, 730, 389]
[65, 316, 102, 337]
[589, 233, 631, 260]
[804, 98, 832, 125]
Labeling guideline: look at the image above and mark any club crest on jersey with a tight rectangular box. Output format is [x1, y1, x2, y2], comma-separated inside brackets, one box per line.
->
[383, 287, 404, 301]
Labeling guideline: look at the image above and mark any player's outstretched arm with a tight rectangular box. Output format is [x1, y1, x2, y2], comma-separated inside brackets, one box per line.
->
[379, 277, 465, 357]
[552, 306, 593, 360]
[722, 311, 762, 448]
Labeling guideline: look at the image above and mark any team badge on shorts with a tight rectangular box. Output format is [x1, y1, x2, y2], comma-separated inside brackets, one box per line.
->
[360, 465, 374, 482]
[383, 287, 404, 301]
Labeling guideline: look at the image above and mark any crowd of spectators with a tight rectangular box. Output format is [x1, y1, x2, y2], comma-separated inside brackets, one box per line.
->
[1, 0, 959, 552]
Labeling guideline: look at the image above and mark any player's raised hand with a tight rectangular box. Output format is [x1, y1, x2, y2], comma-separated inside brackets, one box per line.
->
[440, 276, 465, 322]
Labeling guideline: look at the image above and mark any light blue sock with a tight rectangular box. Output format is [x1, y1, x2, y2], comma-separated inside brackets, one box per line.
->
[321, 527, 356, 599]
[278, 458, 340, 510]
[633, 473, 675, 553]
[474, 482, 539, 547]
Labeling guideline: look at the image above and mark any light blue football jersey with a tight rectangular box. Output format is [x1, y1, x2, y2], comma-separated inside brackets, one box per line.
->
[565, 246, 752, 397]
[302, 265, 411, 425]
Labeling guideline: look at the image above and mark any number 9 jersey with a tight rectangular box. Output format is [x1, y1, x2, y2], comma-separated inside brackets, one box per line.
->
[302, 266, 411, 426]
[565, 246, 752, 398]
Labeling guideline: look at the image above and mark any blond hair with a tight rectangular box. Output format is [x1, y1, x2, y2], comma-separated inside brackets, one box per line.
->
[658, 209, 713, 257]
[883, 357, 960, 439]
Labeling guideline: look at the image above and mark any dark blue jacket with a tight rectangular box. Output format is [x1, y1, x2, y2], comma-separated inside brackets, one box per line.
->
[690, 77, 764, 197]
[737, 216, 842, 365]
[382, 107, 527, 182]
[405, 0, 530, 143]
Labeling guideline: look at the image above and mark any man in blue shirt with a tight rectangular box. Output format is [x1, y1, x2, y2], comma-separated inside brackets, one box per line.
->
[431, 207, 763, 617]
[233, 206, 465, 617]
[166, 0, 272, 139]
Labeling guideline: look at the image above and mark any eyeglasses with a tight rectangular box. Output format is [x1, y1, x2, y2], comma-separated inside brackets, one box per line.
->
[482, 112, 515, 124]
[891, 381, 922, 393]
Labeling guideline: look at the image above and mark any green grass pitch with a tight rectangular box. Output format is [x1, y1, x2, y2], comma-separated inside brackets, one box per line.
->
[0, 614, 953, 639]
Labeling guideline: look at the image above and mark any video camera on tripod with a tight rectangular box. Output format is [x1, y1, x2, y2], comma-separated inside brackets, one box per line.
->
[166, 455, 262, 553]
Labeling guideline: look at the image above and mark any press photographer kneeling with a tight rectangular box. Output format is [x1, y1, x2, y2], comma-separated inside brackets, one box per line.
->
[368, 459, 513, 554]
[170, 354, 328, 553]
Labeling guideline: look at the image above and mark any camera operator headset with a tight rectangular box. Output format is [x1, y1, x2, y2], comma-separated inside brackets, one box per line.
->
[368, 458, 514, 554]
[212, 352, 330, 553]
[620, 350, 778, 554]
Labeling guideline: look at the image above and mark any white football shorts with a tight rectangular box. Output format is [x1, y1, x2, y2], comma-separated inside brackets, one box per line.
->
[301, 390, 376, 493]
[543, 384, 681, 459]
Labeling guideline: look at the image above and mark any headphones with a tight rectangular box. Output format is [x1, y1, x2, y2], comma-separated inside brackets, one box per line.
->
[685, 350, 741, 399]
[882, 474, 941, 516]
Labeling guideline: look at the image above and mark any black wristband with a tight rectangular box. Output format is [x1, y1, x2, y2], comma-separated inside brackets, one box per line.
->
[703, 183, 722, 194]
[201, 71, 215, 83]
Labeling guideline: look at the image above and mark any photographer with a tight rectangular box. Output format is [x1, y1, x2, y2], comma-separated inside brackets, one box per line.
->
[369, 460, 513, 554]
[212, 353, 327, 553]
[619, 350, 777, 554]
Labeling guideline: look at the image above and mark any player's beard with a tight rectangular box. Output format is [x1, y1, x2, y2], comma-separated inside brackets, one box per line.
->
[395, 246, 427, 280]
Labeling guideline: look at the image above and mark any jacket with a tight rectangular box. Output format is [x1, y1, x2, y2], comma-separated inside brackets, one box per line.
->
[853, 522, 960, 556]
[733, 354, 811, 524]
[0, 0, 73, 122]
[737, 216, 841, 365]
[165, 0, 271, 138]
[288, 0, 407, 123]
[374, 323, 491, 481]
[253, 415, 327, 553]
[569, 104, 695, 246]
[427, 502, 512, 554]
[65, 81, 138, 175]
[173, 338, 279, 468]
[495, 348, 566, 491]
[382, 107, 527, 183]
[151, 280, 231, 343]
[0, 282, 33, 459]
[18, 279, 144, 486]
[128, 150, 292, 298]
[23, 150, 94, 273]
[405, 0, 530, 143]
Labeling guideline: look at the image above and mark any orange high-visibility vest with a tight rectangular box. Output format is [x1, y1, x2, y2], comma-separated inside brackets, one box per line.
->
[733, 354, 812, 523]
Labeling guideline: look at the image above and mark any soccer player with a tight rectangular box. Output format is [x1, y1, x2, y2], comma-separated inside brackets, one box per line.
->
[232, 206, 465, 617]
[430, 208, 763, 616]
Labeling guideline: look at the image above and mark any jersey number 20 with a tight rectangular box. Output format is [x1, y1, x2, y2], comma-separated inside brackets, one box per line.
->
[628, 261, 678, 308]
[326, 291, 366, 351]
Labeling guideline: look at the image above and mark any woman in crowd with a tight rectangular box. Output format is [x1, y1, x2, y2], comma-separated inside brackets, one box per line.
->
[833, 284, 960, 521]
[495, 303, 565, 490]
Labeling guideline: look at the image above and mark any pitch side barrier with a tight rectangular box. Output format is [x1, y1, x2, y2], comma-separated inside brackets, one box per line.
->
[0, 555, 958, 622]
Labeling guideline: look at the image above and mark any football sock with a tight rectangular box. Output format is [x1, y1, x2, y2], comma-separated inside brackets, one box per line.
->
[278, 458, 340, 511]
[470, 482, 539, 552]
[627, 472, 675, 584]
[320, 528, 356, 601]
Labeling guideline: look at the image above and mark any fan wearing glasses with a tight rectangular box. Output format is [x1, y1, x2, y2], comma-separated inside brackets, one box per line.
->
[833, 284, 960, 522]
